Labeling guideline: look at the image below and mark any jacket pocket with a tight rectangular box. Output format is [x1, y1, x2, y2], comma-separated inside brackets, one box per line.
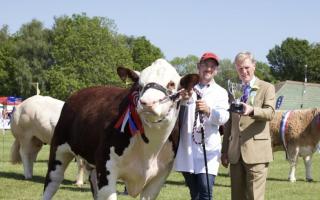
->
[253, 132, 269, 140]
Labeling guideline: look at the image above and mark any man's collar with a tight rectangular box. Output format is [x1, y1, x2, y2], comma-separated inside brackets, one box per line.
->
[243, 76, 257, 87]
[198, 80, 214, 89]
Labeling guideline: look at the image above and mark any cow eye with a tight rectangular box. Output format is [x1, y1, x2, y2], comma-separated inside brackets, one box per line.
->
[167, 81, 176, 90]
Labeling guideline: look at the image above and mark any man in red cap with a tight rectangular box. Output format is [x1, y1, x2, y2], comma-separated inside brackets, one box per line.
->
[175, 52, 230, 200]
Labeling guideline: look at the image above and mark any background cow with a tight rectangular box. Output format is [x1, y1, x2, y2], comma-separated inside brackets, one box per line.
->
[270, 108, 320, 182]
[10, 95, 86, 186]
[43, 59, 198, 200]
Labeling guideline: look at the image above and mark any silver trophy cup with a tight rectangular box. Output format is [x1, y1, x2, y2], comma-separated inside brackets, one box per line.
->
[228, 80, 244, 114]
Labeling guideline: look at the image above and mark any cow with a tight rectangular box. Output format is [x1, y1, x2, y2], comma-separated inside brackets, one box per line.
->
[42, 58, 199, 200]
[10, 95, 87, 186]
[270, 108, 320, 182]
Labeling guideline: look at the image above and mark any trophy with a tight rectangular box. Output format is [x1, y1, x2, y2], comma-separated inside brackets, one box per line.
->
[228, 80, 244, 114]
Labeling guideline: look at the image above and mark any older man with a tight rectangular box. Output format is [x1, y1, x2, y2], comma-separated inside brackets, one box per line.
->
[221, 51, 275, 200]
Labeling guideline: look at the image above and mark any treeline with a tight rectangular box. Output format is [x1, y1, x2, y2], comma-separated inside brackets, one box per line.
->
[0, 13, 163, 100]
[172, 38, 320, 89]
[1, 13, 319, 100]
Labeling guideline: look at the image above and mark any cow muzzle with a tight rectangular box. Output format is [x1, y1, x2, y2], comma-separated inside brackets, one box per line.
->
[137, 82, 179, 123]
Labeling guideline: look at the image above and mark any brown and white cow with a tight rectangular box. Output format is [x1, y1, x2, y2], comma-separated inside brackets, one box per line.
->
[43, 59, 199, 200]
[10, 95, 87, 186]
[270, 108, 320, 182]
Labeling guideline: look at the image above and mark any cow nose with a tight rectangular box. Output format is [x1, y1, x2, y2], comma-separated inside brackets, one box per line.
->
[140, 99, 150, 106]
[140, 99, 155, 108]
[139, 99, 161, 116]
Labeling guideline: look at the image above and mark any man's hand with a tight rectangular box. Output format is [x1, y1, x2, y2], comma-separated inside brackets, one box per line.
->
[241, 103, 254, 116]
[180, 88, 193, 100]
[196, 100, 210, 117]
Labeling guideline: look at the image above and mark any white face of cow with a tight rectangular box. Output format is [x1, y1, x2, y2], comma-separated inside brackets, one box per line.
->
[136, 59, 181, 125]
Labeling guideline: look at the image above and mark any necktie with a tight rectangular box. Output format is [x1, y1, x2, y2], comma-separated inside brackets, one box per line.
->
[241, 84, 250, 103]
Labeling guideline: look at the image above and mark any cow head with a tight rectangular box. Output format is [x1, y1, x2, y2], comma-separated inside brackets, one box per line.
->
[117, 58, 198, 127]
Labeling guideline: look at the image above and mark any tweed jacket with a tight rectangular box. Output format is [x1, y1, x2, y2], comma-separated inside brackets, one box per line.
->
[222, 78, 275, 164]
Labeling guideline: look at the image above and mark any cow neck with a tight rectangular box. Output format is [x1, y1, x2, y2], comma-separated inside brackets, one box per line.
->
[143, 102, 176, 124]
[142, 119, 177, 152]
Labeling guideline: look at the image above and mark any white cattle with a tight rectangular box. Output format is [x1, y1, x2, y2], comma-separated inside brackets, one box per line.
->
[10, 95, 86, 186]
[270, 108, 320, 182]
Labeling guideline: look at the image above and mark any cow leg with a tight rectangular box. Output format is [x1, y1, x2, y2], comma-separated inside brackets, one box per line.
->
[88, 168, 98, 199]
[303, 155, 313, 182]
[75, 157, 87, 187]
[19, 136, 43, 179]
[140, 164, 173, 200]
[96, 175, 118, 200]
[43, 143, 74, 200]
[97, 159, 119, 200]
[287, 145, 299, 182]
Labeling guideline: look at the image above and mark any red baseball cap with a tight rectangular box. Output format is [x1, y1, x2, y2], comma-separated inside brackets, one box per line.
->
[200, 52, 219, 65]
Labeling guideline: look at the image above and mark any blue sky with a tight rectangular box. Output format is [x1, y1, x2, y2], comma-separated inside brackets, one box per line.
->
[1, 0, 319, 63]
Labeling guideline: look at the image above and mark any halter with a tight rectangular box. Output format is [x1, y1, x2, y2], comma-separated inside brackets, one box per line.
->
[139, 82, 182, 124]
[140, 82, 182, 105]
[141, 82, 169, 96]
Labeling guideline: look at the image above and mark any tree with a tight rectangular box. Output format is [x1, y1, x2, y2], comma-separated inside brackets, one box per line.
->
[125, 36, 164, 71]
[0, 25, 10, 42]
[46, 13, 134, 99]
[267, 38, 311, 82]
[0, 20, 53, 97]
[255, 61, 276, 83]
[215, 59, 238, 89]
[0, 25, 12, 95]
[306, 43, 320, 83]
[170, 55, 198, 75]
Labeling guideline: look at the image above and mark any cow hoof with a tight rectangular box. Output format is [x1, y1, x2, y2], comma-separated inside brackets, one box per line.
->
[288, 178, 296, 183]
[75, 182, 84, 187]
[24, 175, 32, 180]
[306, 178, 313, 182]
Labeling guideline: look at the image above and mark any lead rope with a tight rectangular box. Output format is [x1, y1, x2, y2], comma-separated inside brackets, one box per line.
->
[192, 89, 205, 144]
[192, 88, 211, 199]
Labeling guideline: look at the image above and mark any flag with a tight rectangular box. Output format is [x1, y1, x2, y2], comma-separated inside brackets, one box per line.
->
[276, 96, 284, 110]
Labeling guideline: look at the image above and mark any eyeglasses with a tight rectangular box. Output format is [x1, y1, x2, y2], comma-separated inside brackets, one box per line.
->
[199, 61, 218, 68]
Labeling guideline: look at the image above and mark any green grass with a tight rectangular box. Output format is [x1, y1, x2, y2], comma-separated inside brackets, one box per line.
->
[0, 131, 319, 200]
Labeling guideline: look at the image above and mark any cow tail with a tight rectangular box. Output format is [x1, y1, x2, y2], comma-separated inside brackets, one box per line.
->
[10, 139, 22, 164]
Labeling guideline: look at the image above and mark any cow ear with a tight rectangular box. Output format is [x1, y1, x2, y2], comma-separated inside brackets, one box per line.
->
[117, 66, 140, 83]
[179, 74, 199, 90]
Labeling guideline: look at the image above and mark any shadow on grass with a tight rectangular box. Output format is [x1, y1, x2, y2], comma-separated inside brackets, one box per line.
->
[267, 176, 319, 183]
[0, 171, 76, 185]
[35, 159, 78, 163]
[218, 172, 316, 183]
[59, 185, 91, 192]
[164, 179, 230, 188]
[0, 171, 25, 181]
[218, 172, 229, 177]
[34, 159, 49, 163]
[267, 177, 291, 182]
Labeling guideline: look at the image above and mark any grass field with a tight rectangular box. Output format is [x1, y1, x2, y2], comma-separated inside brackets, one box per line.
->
[0, 131, 319, 200]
